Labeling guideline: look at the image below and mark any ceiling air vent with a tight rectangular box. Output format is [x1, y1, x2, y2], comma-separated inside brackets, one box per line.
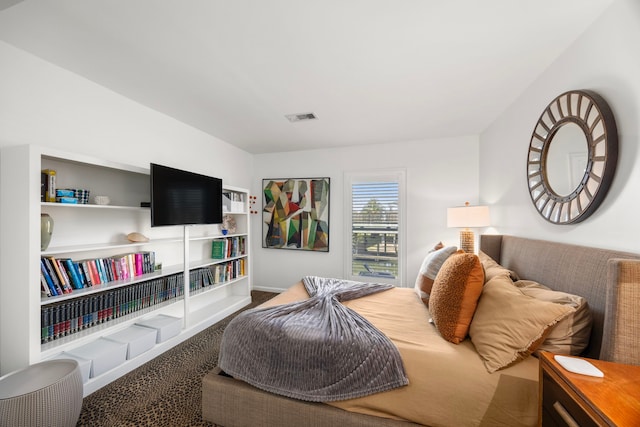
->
[285, 112, 318, 122]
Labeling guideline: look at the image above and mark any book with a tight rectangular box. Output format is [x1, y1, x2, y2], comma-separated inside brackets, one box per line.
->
[95, 258, 108, 283]
[41, 307, 51, 342]
[43, 258, 64, 295]
[104, 258, 114, 282]
[42, 257, 66, 294]
[51, 258, 73, 293]
[211, 240, 225, 259]
[109, 258, 118, 281]
[126, 253, 135, 277]
[96, 259, 108, 282]
[135, 253, 144, 276]
[141, 251, 155, 274]
[213, 265, 221, 283]
[76, 261, 91, 287]
[62, 258, 83, 289]
[73, 261, 89, 288]
[112, 254, 130, 280]
[40, 172, 47, 202]
[41, 169, 56, 202]
[86, 259, 101, 285]
[40, 260, 57, 296]
[51, 305, 59, 339]
[71, 260, 87, 288]
[40, 272, 51, 297]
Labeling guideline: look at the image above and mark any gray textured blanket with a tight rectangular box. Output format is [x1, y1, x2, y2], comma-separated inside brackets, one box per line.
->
[218, 276, 408, 402]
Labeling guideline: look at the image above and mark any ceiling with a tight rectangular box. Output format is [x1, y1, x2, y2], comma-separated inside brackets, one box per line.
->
[0, 0, 614, 154]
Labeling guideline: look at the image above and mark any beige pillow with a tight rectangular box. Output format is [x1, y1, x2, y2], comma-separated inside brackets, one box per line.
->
[514, 280, 592, 355]
[469, 275, 575, 373]
[478, 251, 519, 282]
[429, 251, 484, 344]
[414, 244, 458, 304]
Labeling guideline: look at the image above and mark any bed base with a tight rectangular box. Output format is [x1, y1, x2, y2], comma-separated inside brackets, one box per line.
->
[202, 367, 419, 427]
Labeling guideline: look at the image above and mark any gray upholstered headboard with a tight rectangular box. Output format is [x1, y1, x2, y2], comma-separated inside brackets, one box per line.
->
[480, 235, 640, 364]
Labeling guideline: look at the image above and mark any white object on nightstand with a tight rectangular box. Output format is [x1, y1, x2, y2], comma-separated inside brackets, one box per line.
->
[554, 355, 604, 377]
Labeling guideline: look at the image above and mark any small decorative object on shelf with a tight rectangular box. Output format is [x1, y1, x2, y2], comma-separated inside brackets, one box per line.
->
[55, 189, 76, 204]
[127, 232, 149, 243]
[220, 214, 237, 234]
[93, 195, 110, 205]
[40, 213, 54, 250]
[72, 189, 90, 204]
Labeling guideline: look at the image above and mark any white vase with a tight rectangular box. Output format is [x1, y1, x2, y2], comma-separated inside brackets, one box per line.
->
[41, 213, 54, 251]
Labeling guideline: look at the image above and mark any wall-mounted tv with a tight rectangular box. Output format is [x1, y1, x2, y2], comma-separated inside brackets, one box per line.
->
[150, 163, 223, 227]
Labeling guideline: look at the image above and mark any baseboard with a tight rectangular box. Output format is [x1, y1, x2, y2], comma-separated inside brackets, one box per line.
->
[251, 285, 285, 294]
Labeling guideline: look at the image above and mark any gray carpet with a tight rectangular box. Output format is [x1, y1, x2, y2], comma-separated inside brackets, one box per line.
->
[76, 291, 276, 427]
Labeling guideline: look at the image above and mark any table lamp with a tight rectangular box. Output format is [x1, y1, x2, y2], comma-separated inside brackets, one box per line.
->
[447, 202, 490, 253]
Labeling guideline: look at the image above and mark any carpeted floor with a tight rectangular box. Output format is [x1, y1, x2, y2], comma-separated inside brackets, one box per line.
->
[76, 291, 276, 427]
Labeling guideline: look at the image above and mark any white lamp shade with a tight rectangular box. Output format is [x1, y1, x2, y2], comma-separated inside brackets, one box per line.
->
[447, 205, 490, 228]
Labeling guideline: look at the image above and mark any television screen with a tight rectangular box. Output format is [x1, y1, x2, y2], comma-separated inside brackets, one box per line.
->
[150, 163, 223, 227]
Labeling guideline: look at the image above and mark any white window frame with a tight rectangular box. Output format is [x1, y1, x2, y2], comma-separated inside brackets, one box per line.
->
[344, 169, 406, 286]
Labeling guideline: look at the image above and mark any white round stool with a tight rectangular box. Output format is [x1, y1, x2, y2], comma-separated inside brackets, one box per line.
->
[0, 359, 83, 427]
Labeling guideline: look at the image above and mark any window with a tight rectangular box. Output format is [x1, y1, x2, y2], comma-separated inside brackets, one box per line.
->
[344, 170, 405, 285]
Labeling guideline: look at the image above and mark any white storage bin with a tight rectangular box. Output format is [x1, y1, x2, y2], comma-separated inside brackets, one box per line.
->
[104, 325, 158, 359]
[135, 314, 181, 343]
[66, 338, 127, 378]
[230, 201, 245, 212]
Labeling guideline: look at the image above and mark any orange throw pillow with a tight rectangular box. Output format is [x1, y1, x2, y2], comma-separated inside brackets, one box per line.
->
[429, 251, 484, 344]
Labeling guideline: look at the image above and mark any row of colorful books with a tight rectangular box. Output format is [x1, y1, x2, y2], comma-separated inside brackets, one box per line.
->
[40, 252, 156, 297]
[41, 267, 214, 343]
[211, 236, 246, 259]
[209, 259, 246, 284]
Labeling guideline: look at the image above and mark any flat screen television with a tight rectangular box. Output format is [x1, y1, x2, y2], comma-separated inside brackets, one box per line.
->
[150, 163, 223, 227]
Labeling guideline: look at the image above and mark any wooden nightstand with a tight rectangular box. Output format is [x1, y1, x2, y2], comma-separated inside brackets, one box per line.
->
[539, 351, 640, 426]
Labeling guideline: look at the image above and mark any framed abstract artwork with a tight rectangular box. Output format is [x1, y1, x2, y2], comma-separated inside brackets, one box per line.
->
[262, 177, 330, 252]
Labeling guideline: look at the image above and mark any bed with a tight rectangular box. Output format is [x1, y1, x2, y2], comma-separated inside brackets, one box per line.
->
[202, 235, 640, 426]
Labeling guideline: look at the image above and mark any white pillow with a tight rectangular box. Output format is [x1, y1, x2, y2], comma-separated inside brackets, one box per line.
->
[414, 245, 458, 303]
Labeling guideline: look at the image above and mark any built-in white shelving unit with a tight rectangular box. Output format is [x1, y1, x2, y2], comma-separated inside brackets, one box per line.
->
[0, 145, 251, 395]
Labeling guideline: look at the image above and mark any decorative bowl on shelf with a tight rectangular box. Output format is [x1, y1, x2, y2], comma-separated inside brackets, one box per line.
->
[127, 232, 149, 243]
[93, 195, 110, 205]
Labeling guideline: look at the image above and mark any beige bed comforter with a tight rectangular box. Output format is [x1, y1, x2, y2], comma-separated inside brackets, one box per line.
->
[261, 282, 540, 427]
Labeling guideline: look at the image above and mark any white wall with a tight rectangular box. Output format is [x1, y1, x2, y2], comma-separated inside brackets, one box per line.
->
[0, 41, 253, 188]
[252, 137, 480, 291]
[480, 0, 640, 253]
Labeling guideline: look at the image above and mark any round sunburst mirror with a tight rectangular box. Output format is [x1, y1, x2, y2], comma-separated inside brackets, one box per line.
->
[527, 90, 618, 224]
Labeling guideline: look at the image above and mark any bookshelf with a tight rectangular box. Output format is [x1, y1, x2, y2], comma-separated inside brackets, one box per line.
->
[0, 145, 251, 396]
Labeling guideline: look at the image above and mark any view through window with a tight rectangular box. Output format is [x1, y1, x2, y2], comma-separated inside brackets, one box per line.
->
[350, 179, 400, 281]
